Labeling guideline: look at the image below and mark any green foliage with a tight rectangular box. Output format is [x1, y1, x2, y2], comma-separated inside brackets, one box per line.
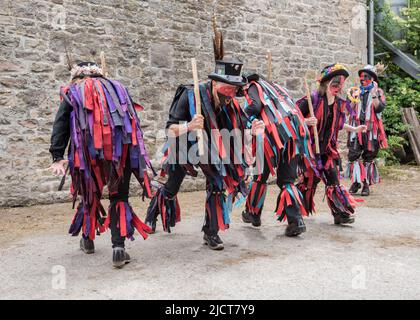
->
[369, 0, 420, 165]
[378, 135, 408, 165]
[396, 0, 420, 58]
[374, 0, 402, 43]
[374, 0, 419, 57]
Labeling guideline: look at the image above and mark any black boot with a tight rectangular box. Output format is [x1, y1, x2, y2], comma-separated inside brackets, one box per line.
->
[334, 212, 355, 225]
[241, 211, 261, 227]
[203, 233, 224, 250]
[361, 183, 370, 196]
[80, 237, 95, 254]
[349, 182, 361, 194]
[145, 219, 157, 234]
[112, 247, 131, 269]
[145, 193, 160, 234]
[285, 218, 307, 237]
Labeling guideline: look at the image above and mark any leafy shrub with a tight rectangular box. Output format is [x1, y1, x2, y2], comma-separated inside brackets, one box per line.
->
[370, 0, 420, 165]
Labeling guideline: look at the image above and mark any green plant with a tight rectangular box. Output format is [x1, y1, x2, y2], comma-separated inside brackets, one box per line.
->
[378, 135, 408, 165]
[395, 0, 420, 59]
[374, 0, 419, 57]
[370, 0, 420, 165]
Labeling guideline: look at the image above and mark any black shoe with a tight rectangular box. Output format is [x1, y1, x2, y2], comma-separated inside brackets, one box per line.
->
[80, 238, 95, 254]
[145, 220, 156, 234]
[112, 247, 131, 269]
[241, 211, 261, 227]
[361, 183, 370, 196]
[349, 182, 361, 194]
[334, 213, 355, 225]
[203, 233, 224, 250]
[285, 219, 307, 237]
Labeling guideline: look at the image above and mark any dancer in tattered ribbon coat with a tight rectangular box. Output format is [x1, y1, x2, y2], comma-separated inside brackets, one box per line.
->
[49, 61, 154, 268]
[240, 72, 312, 236]
[145, 57, 264, 250]
[296, 64, 367, 225]
[346, 64, 387, 196]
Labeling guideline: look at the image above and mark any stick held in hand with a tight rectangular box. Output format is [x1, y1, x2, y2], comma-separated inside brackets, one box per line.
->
[304, 77, 320, 154]
[191, 58, 205, 157]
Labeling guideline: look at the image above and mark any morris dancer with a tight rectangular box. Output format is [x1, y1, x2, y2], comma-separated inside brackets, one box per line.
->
[346, 64, 387, 196]
[49, 61, 154, 268]
[240, 72, 312, 236]
[296, 64, 367, 225]
[145, 53, 264, 250]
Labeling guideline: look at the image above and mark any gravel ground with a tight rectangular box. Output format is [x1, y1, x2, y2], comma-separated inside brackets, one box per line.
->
[0, 166, 419, 300]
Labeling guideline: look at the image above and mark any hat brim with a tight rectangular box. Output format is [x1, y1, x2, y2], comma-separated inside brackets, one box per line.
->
[208, 73, 247, 86]
[358, 69, 378, 83]
[320, 69, 349, 84]
[242, 71, 260, 82]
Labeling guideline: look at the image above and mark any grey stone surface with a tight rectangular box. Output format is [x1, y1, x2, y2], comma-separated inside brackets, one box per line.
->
[0, 198, 419, 299]
[0, 0, 367, 207]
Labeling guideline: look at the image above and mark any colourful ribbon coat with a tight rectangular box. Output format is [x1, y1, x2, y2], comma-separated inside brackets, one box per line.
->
[243, 79, 312, 175]
[62, 77, 154, 240]
[347, 89, 388, 151]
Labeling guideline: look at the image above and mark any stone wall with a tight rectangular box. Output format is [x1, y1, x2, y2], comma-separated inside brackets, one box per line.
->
[0, 0, 367, 207]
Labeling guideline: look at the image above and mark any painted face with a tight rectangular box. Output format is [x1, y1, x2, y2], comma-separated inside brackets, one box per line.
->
[360, 72, 373, 87]
[328, 76, 345, 96]
[216, 83, 238, 98]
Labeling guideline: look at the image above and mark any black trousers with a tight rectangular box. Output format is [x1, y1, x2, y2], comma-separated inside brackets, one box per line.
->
[85, 159, 131, 248]
[348, 136, 380, 163]
[245, 154, 301, 223]
[298, 154, 348, 216]
[254, 155, 299, 188]
[162, 164, 227, 235]
[306, 155, 340, 187]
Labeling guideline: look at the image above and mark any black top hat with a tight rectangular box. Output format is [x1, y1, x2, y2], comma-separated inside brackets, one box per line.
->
[242, 71, 260, 82]
[318, 63, 349, 84]
[208, 59, 247, 86]
[358, 65, 379, 83]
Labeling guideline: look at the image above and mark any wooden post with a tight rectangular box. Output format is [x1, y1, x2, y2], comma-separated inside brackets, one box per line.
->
[100, 51, 109, 77]
[191, 58, 205, 157]
[267, 50, 272, 81]
[304, 78, 320, 154]
[402, 107, 420, 165]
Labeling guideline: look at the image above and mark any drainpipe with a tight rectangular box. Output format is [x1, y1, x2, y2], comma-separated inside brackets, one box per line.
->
[368, 0, 375, 64]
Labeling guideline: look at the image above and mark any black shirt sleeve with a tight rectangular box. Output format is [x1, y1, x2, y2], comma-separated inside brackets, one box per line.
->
[245, 84, 263, 118]
[166, 87, 192, 129]
[298, 98, 310, 117]
[374, 91, 386, 113]
[374, 100, 386, 113]
[49, 99, 72, 161]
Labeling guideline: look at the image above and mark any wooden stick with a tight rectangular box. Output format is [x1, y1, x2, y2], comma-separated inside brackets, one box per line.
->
[191, 58, 205, 156]
[64, 43, 73, 71]
[267, 50, 272, 81]
[304, 78, 320, 154]
[100, 51, 108, 77]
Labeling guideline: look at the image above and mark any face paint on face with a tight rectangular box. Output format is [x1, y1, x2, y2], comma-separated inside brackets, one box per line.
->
[360, 72, 373, 87]
[328, 76, 345, 96]
[214, 83, 238, 106]
[216, 84, 238, 98]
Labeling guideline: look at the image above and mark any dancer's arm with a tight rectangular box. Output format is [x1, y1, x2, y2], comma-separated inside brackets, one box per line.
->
[343, 123, 367, 133]
[167, 115, 204, 138]
[166, 89, 203, 138]
[372, 85, 386, 113]
[245, 84, 263, 118]
[49, 99, 71, 175]
[298, 98, 318, 127]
